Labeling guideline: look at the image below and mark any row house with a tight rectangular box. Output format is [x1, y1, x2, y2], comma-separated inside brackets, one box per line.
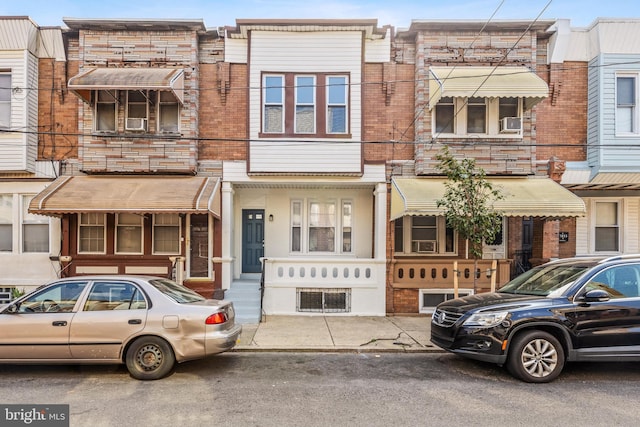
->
[28, 19, 225, 300]
[387, 20, 586, 314]
[552, 19, 640, 256]
[0, 17, 66, 302]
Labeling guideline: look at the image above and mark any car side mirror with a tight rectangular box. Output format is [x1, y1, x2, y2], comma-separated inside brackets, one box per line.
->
[578, 289, 610, 303]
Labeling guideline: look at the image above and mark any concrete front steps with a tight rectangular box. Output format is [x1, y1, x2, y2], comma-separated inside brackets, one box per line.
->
[224, 273, 262, 324]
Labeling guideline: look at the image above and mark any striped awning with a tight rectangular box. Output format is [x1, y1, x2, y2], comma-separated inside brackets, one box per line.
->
[428, 66, 549, 110]
[68, 67, 185, 104]
[29, 175, 220, 218]
[391, 176, 585, 220]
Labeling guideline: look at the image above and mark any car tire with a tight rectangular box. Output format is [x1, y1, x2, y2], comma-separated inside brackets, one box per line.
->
[507, 330, 565, 383]
[125, 336, 176, 380]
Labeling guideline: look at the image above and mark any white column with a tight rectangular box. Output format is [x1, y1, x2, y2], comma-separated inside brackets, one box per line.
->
[374, 182, 387, 260]
[220, 181, 234, 290]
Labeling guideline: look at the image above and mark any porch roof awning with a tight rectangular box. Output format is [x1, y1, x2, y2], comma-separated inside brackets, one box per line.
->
[428, 66, 548, 110]
[390, 177, 585, 220]
[68, 67, 185, 104]
[29, 175, 221, 218]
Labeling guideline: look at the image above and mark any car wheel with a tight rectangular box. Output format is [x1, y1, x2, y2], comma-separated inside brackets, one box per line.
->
[125, 336, 175, 380]
[507, 330, 565, 383]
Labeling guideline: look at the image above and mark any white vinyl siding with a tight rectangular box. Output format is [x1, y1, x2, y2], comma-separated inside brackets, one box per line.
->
[0, 51, 38, 173]
[248, 31, 362, 174]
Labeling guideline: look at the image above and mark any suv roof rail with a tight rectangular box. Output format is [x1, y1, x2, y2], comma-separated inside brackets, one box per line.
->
[598, 254, 640, 263]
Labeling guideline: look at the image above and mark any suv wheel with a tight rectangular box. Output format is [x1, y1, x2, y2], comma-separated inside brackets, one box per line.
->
[507, 330, 565, 383]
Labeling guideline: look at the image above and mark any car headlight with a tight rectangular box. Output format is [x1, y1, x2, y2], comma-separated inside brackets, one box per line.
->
[463, 311, 510, 328]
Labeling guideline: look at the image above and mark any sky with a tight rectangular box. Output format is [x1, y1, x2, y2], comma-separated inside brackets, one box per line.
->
[2, 0, 640, 30]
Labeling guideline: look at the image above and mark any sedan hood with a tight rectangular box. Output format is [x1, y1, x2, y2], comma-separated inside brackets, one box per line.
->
[438, 292, 550, 313]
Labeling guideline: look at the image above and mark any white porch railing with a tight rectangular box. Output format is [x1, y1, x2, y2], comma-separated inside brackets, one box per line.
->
[263, 258, 384, 288]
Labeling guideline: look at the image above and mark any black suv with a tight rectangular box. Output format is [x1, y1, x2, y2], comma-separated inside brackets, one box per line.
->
[431, 255, 640, 382]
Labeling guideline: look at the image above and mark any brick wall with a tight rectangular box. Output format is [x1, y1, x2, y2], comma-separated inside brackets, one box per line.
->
[198, 63, 248, 160]
[362, 63, 415, 162]
[37, 58, 78, 160]
[536, 61, 588, 162]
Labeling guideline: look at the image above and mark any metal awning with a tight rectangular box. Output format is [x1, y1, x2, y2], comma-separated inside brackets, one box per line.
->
[390, 177, 585, 220]
[29, 175, 221, 218]
[428, 66, 548, 110]
[68, 68, 185, 104]
[564, 172, 640, 191]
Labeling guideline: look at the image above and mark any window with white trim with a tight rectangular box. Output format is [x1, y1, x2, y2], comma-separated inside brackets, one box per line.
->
[158, 91, 179, 133]
[22, 196, 49, 253]
[595, 201, 620, 252]
[0, 72, 10, 128]
[78, 213, 105, 254]
[290, 199, 353, 254]
[433, 97, 522, 136]
[95, 90, 117, 132]
[295, 75, 315, 133]
[126, 90, 148, 131]
[616, 74, 637, 134]
[327, 76, 347, 133]
[153, 214, 180, 254]
[394, 216, 456, 255]
[263, 75, 284, 133]
[116, 213, 143, 254]
[420, 288, 473, 313]
[0, 194, 12, 252]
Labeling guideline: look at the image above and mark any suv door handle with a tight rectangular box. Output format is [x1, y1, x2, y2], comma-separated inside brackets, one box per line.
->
[52, 321, 67, 326]
[128, 319, 142, 325]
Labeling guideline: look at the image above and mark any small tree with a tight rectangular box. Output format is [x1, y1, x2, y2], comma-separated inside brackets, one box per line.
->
[435, 147, 504, 291]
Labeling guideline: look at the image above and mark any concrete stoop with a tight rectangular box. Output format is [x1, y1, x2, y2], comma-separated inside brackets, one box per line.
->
[225, 274, 262, 324]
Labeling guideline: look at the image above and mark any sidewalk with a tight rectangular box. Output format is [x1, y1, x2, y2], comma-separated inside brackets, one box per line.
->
[233, 315, 443, 353]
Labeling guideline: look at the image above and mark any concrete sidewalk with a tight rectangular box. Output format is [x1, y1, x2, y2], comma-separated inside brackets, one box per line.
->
[234, 315, 443, 353]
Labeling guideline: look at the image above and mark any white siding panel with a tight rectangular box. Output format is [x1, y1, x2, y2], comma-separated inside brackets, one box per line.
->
[575, 201, 589, 255]
[364, 34, 390, 63]
[249, 141, 362, 174]
[0, 52, 31, 172]
[249, 31, 362, 142]
[624, 198, 640, 253]
[224, 38, 248, 64]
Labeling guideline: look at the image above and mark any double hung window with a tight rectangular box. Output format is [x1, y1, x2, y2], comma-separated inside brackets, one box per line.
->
[116, 213, 143, 254]
[0, 73, 10, 128]
[21, 196, 49, 253]
[78, 213, 105, 254]
[0, 194, 12, 251]
[291, 199, 353, 254]
[394, 216, 456, 255]
[95, 90, 117, 132]
[617, 75, 637, 134]
[153, 214, 180, 254]
[595, 201, 620, 252]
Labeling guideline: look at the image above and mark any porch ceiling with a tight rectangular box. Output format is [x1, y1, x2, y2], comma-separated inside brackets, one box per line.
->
[391, 176, 586, 220]
[29, 175, 221, 218]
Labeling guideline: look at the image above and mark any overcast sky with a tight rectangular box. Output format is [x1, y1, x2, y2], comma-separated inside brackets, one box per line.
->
[2, 0, 640, 29]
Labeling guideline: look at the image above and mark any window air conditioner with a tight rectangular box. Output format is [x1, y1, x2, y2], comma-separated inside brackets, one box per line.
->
[414, 241, 437, 253]
[500, 117, 521, 133]
[126, 118, 147, 131]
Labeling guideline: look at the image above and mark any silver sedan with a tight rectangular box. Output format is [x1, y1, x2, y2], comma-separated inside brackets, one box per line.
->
[0, 276, 242, 380]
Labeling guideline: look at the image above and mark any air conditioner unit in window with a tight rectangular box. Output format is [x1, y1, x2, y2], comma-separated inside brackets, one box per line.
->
[414, 241, 437, 253]
[126, 118, 147, 131]
[500, 117, 522, 133]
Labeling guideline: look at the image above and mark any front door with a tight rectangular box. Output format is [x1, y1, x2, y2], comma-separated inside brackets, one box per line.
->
[242, 209, 264, 273]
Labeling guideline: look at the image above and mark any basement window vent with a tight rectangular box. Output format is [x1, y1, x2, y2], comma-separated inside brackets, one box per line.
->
[419, 288, 474, 314]
[297, 288, 351, 313]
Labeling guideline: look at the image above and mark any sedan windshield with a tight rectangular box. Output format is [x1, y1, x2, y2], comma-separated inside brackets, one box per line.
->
[149, 278, 206, 303]
[499, 264, 590, 296]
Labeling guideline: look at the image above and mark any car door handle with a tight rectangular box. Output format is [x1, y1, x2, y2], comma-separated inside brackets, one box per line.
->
[52, 321, 67, 326]
[128, 319, 142, 325]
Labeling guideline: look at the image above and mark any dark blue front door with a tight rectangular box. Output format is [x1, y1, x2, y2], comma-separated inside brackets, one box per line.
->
[242, 209, 264, 273]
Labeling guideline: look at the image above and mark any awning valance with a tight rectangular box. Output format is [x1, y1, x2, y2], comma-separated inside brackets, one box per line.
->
[428, 66, 548, 110]
[391, 177, 585, 220]
[29, 175, 221, 218]
[68, 68, 185, 104]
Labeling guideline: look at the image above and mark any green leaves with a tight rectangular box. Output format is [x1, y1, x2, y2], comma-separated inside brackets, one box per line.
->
[435, 146, 504, 260]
